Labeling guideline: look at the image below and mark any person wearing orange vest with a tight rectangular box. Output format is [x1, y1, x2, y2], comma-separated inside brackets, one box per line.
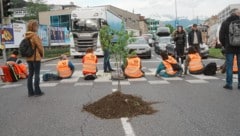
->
[184, 46, 204, 75]
[124, 53, 144, 78]
[155, 51, 182, 77]
[220, 55, 238, 74]
[7, 50, 28, 79]
[56, 54, 74, 79]
[82, 48, 98, 80]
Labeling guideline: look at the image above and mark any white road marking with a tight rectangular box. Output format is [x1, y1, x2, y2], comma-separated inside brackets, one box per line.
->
[128, 77, 147, 81]
[148, 80, 170, 84]
[190, 74, 219, 80]
[60, 71, 82, 83]
[112, 81, 130, 85]
[74, 82, 93, 86]
[121, 118, 136, 136]
[40, 83, 58, 87]
[111, 89, 136, 136]
[162, 77, 183, 80]
[186, 80, 209, 84]
[1, 84, 22, 89]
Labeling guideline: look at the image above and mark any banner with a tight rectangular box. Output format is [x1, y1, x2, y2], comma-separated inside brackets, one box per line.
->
[2, 24, 14, 45]
[38, 24, 49, 46]
[50, 26, 65, 44]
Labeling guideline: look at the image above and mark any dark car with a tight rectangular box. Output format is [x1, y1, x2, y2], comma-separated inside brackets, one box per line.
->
[154, 36, 175, 55]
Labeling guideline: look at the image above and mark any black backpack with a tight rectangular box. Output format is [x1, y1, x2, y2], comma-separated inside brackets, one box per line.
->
[19, 38, 35, 57]
[203, 62, 217, 76]
[229, 19, 240, 46]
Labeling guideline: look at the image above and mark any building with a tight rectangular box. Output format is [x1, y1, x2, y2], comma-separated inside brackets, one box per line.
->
[146, 18, 159, 34]
[39, 5, 143, 33]
[217, 4, 240, 23]
[138, 15, 148, 35]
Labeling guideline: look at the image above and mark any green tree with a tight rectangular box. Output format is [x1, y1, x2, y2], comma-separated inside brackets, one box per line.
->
[24, 0, 50, 20]
[165, 24, 174, 34]
[12, 0, 27, 8]
[100, 23, 133, 91]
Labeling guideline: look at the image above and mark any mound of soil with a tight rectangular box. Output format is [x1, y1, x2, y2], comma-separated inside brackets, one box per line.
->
[83, 91, 157, 119]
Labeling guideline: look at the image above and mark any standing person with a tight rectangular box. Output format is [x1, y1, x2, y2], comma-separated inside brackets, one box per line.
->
[99, 21, 115, 73]
[82, 48, 98, 80]
[188, 24, 203, 53]
[219, 9, 240, 90]
[173, 25, 187, 64]
[25, 20, 44, 97]
[57, 54, 74, 79]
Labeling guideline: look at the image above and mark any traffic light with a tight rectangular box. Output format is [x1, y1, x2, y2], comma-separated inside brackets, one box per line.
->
[2, 0, 13, 17]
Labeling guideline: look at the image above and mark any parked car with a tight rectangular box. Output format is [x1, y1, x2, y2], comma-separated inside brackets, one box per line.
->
[142, 34, 155, 47]
[127, 37, 152, 59]
[154, 36, 175, 55]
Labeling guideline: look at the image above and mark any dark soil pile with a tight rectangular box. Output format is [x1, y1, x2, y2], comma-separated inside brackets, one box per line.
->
[83, 91, 157, 119]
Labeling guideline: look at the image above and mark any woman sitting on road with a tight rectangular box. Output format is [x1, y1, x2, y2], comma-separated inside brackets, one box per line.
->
[155, 51, 182, 77]
[184, 46, 204, 75]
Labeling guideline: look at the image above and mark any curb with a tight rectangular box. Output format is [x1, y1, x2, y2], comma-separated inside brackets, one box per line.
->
[41, 56, 60, 63]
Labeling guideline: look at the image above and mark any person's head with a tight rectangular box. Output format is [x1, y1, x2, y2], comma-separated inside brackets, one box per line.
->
[188, 46, 197, 54]
[86, 48, 94, 54]
[230, 8, 240, 17]
[27, 20, 39, 32]
[160, 51, 168, 60]
[177, 26, 183, 32]
[192, 24, 198, 31]
[60, 54, 68, 60]
[12, 50, 19, 56]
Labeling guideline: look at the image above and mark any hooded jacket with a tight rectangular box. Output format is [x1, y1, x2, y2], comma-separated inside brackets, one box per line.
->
[219, 14, 240, 53]
[25, 32, 44, 61]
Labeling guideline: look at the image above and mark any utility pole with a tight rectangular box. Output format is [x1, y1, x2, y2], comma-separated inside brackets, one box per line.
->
[0, 0, 7, 62]
[175, 0, 178, 28]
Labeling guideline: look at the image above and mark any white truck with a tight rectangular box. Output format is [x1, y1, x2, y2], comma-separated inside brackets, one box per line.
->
[70, 7, 122, 57]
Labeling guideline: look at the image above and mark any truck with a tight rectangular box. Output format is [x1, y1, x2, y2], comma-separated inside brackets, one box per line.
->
[70, 7, 122, 57]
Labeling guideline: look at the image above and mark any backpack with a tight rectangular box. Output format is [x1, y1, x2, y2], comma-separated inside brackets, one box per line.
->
[19, 38, 35, 57]
[229, 20, 240, 46]
[203, 62, 217, 76]
[42, 73, 60, 81]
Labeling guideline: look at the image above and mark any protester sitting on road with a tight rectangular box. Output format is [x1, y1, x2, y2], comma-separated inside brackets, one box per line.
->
[155, 51, 182, 77]
[82, 48, 98, 80]
[57, 54, 74, 79]
[6, 50, 28, 79]
[124, 50, 144, 78]
[184, 46, 204, 75]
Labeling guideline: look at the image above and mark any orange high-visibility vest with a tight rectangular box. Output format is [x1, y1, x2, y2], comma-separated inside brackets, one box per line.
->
[233, 55, 238, 73]
[82, 53, 97, 74]
[188, 53, 204, 72]
[6, 61, 28, 79]
[57, 60, 72, 78]
[162, 56, 177, 75]
[124, 57, 143, 78]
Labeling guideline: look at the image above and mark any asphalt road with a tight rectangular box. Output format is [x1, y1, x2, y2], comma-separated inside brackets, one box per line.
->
[0, 51, 240, 136]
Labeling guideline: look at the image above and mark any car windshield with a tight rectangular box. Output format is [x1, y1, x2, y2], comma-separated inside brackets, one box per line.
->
[159, 37, 171, 44]
[72, 19, 99, 32]
[132, 38, 148, 44]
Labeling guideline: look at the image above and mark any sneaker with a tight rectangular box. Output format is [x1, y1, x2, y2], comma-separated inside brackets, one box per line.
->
[110, 69, 116, 72]
[35, 92, 45, 97]
[223, 85, 233, 90]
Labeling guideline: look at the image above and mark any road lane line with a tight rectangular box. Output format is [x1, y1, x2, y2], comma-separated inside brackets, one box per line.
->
[112, 89, 136, 136]
[121, 118, 136, 136]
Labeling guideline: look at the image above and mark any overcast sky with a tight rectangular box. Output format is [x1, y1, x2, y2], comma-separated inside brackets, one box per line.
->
[45, 0, 240, 20]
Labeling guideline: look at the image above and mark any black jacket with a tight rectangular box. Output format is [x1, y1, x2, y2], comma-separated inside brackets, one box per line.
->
[173, 30, 186, 46]
[219, 14, 240, 53]
[188, 30, 202, 45]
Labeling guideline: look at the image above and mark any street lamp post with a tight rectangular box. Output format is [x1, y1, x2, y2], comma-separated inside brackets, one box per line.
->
[175, 0, 178, 27]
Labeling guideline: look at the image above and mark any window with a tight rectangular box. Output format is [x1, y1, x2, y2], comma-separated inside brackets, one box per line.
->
[50, 15, 71, 30]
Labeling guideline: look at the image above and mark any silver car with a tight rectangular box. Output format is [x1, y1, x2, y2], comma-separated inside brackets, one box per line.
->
[127, 37, 152, 59]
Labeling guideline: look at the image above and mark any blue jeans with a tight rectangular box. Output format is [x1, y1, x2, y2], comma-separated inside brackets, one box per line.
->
[103, 50, 112, 71]
[225, 53, 240, 87]
[27, 61, 42, 95]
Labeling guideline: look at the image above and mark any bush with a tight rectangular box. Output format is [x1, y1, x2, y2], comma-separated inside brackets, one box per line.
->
[44, 46, 70, 58]
[209, 48, 224, 59]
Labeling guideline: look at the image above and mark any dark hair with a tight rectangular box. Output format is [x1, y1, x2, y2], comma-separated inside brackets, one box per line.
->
[188, 46, 197, 54]
[193, 24, 198, 27]
[12, 50, 19, 55]
[160, 51, 168, 60]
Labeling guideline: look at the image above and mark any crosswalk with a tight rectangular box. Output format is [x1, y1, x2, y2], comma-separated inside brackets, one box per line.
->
[0, 67, 232, 89]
